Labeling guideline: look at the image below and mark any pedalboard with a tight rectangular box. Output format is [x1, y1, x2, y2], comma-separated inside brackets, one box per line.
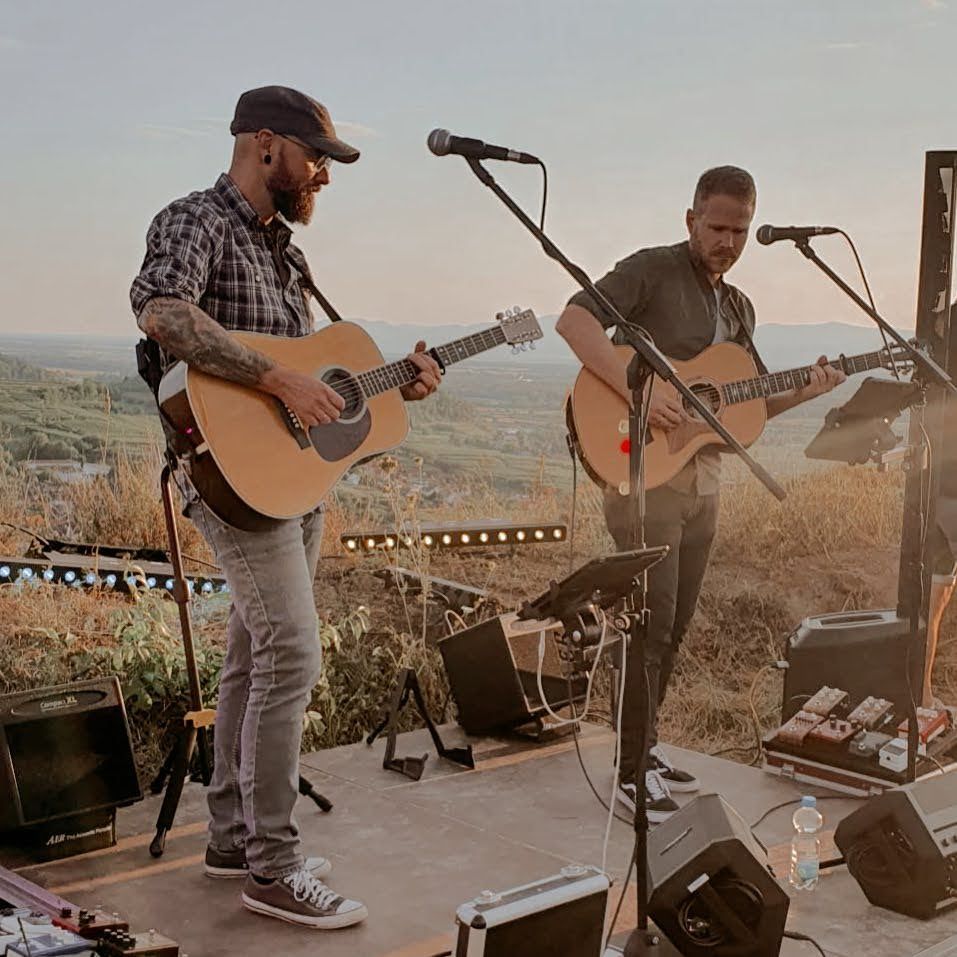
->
[0, 910, 93, 956]
[765, 685, 957, 794]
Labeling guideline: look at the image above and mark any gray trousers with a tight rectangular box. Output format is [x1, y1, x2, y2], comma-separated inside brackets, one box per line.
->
[188, 500, 325, 878]
[603, 484, 719, 784]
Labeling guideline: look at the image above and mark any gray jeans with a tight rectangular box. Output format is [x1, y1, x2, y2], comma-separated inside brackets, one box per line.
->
[188, 500, 325, 878]
[603, 484, 719, 784]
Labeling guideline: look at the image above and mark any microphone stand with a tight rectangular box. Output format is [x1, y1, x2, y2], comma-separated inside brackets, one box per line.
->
[462, 157, 785, 955]
[788, 237, 957, 784]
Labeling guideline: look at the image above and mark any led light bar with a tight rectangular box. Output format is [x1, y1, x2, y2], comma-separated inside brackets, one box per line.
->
[0, 555, 227, 596]
[341, 520, 567, 553]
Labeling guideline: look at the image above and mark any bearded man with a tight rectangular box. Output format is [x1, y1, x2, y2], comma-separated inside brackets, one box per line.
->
[130, 86, 441, 929]
[556, 166, 843, 822]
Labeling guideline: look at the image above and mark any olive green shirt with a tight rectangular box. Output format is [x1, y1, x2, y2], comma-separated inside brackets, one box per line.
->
[568, 240, 766, 495]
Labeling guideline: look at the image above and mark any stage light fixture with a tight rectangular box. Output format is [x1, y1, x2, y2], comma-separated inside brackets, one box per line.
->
[340, 521, 568, 554]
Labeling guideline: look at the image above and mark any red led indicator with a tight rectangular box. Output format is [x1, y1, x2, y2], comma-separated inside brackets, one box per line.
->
[620, 438, 631, 454]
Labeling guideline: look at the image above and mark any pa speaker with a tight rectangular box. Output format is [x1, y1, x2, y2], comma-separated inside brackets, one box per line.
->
[835, 772, 957, 919]
[647, 793, 789, 956]
[0, 676, 141, 830]
[437, 612, 587, 735]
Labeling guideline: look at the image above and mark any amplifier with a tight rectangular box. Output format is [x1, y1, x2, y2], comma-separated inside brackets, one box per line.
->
[0, 677, 141, 831]
[438, 613, 588, 735]
[835, 771, 957, 919]
[782, 610, 912, 721]
[454, 865, 609, 956]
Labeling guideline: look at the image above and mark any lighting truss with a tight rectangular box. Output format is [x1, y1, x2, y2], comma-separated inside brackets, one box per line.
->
[341, 520, 567, 554]
[0, 554, 227, 596]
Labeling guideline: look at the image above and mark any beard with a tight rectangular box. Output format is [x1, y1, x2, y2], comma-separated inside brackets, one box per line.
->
[266, 157, 317, 225]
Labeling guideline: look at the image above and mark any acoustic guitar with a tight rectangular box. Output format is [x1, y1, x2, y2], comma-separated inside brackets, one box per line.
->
[158, 309, 542, 530]
[566, 339, 910, 493]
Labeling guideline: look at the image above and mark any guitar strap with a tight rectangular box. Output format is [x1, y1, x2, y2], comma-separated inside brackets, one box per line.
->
[299, 270, 343, 324]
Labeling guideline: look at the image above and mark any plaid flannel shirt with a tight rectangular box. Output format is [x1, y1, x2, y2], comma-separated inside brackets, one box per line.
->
[130, 173, 317, 338]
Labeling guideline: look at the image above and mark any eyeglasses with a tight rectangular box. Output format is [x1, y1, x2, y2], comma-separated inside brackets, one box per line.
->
[280, 135, 332, 170]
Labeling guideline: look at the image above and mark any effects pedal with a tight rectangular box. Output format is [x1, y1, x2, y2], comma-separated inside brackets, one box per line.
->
[897, 708, 949, 746]
[774, 710, 824, 746]
[848, 730, 894, 759]
[94, 928, 179, 957]
[807, 715, 858, 747]
[847, 696, 894, 730]
[804, 686, 849, 717]
[0, 910, 92, 956]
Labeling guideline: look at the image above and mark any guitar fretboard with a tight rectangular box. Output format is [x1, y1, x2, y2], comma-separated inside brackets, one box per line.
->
[720, 350, 889, 406]
[354, 326, 508, 398]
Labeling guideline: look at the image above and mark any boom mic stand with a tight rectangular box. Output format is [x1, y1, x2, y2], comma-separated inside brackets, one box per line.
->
[785, 236, 957, 785]
[459, 157, 785, 955]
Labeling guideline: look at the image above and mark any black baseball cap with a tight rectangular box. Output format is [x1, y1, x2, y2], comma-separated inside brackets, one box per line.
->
[230, 86, 360, 164]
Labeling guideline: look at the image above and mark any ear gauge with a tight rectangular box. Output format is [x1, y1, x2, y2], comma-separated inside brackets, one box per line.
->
[264, 153, 272, 165]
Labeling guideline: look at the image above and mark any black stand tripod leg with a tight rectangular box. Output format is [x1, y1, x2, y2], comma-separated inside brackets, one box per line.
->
[150, 726, 198, 858]
[298, 776, 333, 813]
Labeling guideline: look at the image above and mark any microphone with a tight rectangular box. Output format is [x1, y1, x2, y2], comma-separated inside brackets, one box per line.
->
[756, 224, 839, 245]
[427, 128, 540, 165]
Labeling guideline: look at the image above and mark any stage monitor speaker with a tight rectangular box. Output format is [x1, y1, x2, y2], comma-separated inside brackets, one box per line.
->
[647, 793, 789, 956]
[0, 676, 141, 831]
[783, 609, 911, 721]
[834, 771, 957, 919]
[437, 612, 587, 735]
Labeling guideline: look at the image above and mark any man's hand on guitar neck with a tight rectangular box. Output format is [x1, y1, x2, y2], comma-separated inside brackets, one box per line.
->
[399, 340, 442, 402]
[766, 354, 845, 418]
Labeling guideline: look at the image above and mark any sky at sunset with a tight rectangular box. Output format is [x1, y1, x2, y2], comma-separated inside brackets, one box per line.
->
[1, 0, 955, 339]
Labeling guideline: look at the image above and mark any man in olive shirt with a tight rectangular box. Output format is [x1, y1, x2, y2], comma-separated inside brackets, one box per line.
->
[556, 166, 844, 820]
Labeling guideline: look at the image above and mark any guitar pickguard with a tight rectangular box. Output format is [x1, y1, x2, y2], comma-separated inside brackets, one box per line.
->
[309, 410, 372, 462]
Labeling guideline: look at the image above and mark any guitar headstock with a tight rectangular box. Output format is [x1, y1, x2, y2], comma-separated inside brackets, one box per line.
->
[497, 307, 543, 352]
[880, 340, 916, 373]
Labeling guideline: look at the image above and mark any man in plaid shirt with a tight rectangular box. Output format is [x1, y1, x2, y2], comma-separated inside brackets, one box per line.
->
[131, 86, 441, 930]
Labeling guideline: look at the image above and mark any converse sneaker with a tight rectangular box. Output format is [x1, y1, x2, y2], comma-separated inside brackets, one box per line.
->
[649, 746, 700, 793]
[205, 845, 332, 880]
[616, 771, 679, 823]
[242, 868, 367, 929]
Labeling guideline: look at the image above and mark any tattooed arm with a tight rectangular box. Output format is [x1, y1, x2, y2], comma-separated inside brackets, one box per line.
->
[137, 297, 344, 425]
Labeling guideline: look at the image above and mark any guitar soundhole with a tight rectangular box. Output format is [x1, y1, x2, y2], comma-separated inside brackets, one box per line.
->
[321, 367, 364, 421]
[684, 381, 721, 419]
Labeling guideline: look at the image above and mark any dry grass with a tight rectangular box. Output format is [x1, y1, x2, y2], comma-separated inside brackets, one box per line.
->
[1, 453, 952, 774]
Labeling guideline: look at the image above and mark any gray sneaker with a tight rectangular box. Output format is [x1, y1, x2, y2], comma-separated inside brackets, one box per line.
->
[242, 868, 367, 929]
[205, 845, 332, 880]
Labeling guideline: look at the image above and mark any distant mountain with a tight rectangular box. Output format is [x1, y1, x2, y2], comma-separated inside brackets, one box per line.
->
[753, 322, 911, 372]
[0, 318, 913, 378]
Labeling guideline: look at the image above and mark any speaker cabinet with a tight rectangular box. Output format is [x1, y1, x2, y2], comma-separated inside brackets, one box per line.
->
[783, 610, 911, 721]
[0, 677, 141, 830]
[438, 613, 587, 735]
[835, 772, 957, 919]
[648, 793, 789, 956]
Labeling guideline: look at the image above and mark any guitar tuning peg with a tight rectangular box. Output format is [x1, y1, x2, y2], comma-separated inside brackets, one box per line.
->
[512, 306, 520, 315]
[511, 345, 520, 355]
[496, 311, 505, 321]
[529, 341, 536, 350]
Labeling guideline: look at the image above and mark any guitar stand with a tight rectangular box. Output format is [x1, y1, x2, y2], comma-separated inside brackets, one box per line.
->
[366, 667, 474, 780]
[149, 463, 331, 858]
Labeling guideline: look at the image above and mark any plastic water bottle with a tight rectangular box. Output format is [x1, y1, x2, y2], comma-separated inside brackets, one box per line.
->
[789, 795, 823, 890]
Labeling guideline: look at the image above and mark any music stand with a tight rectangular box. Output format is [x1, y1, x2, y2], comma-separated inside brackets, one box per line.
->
[805, 377, 923, 465]
[518, 548, 670, 623]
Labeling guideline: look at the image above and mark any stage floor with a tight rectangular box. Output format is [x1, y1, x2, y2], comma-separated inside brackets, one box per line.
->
[8, 724, 957, 957]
